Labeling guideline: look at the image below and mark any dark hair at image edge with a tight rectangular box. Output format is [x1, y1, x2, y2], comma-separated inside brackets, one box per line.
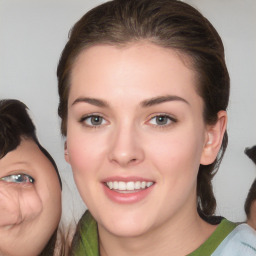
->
[244, 146, 256, 218]
[0, 99, 37, 158]
[244, 179, 256, 219]
[245, 145, 256, 165]
[57, 0, 230, 216]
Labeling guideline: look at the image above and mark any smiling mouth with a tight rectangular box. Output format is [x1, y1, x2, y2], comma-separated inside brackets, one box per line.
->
[105, 181, 154, 193]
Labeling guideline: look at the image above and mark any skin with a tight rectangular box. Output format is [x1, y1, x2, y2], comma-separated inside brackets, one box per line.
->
[65, 42, 227, 255]
[0, 139, 61, 256]
[247, 201, 256, 230]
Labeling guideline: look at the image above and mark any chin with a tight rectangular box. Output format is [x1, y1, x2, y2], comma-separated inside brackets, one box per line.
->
[108, 225, 149, 238]
[99, 213, 152, 238]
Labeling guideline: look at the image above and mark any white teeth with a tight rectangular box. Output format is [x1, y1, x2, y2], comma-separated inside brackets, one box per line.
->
[108, 181, 113, 189]
[126, 181, 135, 190]
[135, 181, 141, 189]
[106, 181, 154, 191]
[113, 181, 118, 190]
[147, 182, 153, 187]
[118, 181, 126, 190]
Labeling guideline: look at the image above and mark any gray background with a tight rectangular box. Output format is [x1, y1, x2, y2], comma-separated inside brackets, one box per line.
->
[1, 0, 255, 223]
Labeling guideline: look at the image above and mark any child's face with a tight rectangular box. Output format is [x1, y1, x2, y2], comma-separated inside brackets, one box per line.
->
[0, 139, 61, 256]
[65, 42, 224, 238]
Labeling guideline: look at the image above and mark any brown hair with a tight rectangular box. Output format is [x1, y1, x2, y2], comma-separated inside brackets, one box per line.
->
[57, 0, 230, 216]
[0, 99, 37, 159]
[244, 146, 256, 219]
[245, 145, 256, 165]
[245, 179, 256, 219]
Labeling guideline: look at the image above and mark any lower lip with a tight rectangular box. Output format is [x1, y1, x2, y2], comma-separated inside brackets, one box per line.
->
[102, 184, 154, 204]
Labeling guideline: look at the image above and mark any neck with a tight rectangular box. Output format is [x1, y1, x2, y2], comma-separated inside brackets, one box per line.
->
[99, 209, 217, 256]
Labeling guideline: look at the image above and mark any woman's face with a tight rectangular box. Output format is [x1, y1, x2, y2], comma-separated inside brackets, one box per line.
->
[0, 139, 61, 256]
[66, 42, 218, 237]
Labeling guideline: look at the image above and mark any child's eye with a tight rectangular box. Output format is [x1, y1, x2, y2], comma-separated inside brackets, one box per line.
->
[0, 174, 35, 184]
[148, 115, 176, 126]
[80, 115, 107, 127]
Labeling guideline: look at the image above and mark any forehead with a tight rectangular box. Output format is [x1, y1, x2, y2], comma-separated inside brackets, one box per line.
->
[72, 42, 194, 78]
[0, 139, 56, 179]
[0, 140, 43, 164]
[69, 43, 199, 104]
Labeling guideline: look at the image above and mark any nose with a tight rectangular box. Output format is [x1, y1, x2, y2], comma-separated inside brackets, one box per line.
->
[108, 124, 144, 167]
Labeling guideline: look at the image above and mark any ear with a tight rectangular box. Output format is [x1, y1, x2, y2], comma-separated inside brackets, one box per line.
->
[200, 111, 227, 165]
[64, 141, 70, 163]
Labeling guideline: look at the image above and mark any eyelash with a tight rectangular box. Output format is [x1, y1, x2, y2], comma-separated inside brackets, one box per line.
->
[0, 174, 35, 184]
[79, 113, 177, 129]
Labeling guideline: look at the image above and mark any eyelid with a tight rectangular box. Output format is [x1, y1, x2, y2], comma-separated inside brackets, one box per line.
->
[0, 173, 35, 184]
[79, 113, 104, 121]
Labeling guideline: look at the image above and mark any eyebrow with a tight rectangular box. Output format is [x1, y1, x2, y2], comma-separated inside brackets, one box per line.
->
[71, 95, 189, 109]
[72, 97, 109, 108]
[10, 161, 31, 167]
[140, 95, 189, 107]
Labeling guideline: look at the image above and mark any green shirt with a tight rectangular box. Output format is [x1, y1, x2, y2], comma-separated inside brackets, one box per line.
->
[188, 219, 236, 255]
[71, 211, 236, 256]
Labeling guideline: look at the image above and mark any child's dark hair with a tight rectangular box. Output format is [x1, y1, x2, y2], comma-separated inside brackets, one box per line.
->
[245, 146, 256, 166]
[244, 146, 256, 219]
[244, 179, 256, 219]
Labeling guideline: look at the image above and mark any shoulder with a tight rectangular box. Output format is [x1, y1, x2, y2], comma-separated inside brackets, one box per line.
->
[70, 211, 99, 255]
[212, 223, 256, 256]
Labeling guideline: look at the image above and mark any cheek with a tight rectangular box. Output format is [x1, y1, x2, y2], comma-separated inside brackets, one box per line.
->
[66, 125, 108, 176]
[41, 181, 61, 217]
[147, 128, 204, 175]
[0, 184, 43, 227]
[68, 141, 99, 207]
[67, 135, 103, 206]
[68, 137, 102, 176]
[35, 167, 62, 227]
[20, 186, 43, 221]
[34, 176, 61, 249]
[66, 126, 111, 205]
[0, 184, 21, 226]
[146, 131, 204, 210]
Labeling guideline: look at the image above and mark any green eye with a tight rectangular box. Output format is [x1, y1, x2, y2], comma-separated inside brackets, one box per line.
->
[88, 116, 104, 125]
[155, 116, 170, 125]
[1, 174, 35, 184]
